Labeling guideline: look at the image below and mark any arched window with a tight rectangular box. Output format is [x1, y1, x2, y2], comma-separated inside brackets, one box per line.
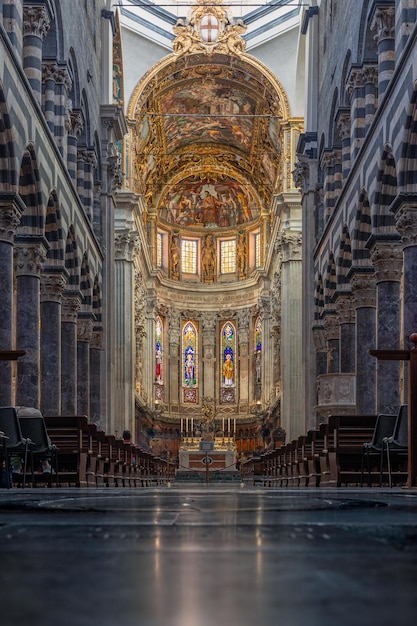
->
[221, 321, 236, 395]
[254, 316, 262, 385]
[182, 321, 198, 404]
[155, 316, 163, 385]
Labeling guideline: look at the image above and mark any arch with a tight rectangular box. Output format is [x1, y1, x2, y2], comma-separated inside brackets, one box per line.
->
[340, 50, 352, 106]
[45, 190, 64, 265]
[68, 48, 81, 108]
[18, 144, 44, 235]
[352, 188, 372, 266]
[359, 0, 378, 64]
[64, 224, 79, 288]
[80, 250, 92, 309]
[0, 80, 17, 189]
[399, 80, 417, 192]
[42, 0, 64, 60]
[372, 144, 397, 235]
[337, 224, 352, 288]
[329, 88, 341, 147]
[80, 89, 90, 147]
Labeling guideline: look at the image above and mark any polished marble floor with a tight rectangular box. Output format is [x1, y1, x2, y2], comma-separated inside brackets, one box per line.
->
[1, 485, 417, 626]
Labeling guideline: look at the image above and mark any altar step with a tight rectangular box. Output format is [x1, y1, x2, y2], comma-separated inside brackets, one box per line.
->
[174, 470, 242, 484]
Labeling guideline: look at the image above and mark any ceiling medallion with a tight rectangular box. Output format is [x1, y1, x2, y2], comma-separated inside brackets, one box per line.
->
[172, 0, 247, 58]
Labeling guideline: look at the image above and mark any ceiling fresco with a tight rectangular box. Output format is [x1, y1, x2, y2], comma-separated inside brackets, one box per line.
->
[126, 2, 292, 233]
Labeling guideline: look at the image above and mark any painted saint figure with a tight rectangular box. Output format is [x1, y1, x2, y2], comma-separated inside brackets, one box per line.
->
[223, 352, 234, 386]
[185, 350, 196, 387]
[201, 234, 216, 282]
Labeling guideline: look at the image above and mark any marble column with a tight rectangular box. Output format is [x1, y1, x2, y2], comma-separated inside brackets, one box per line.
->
[393, 197, 417, 398]
[336, 110, 351, 180]
[202, 312, 216, 401]
[168, 308, 181, 409]
[61, 291, 81, 415]
[77, 314, 93, 417]
[363, 66, 378, 134]
[371, 5, 396, 97]
[337, 295, 355, 373]
[67, 110, 83, 183]
[347, 67, 366, 160]
[324, 314, 340, 374]
[90, 328, 103, 428]
[351, 271, 377, 414]
[40, 270, 67, 415]
[42, 62, 57, 134]
[370, 240, 403, 413]
[56, 65, 72, 159]
[0, 194, 24, 404]
[14, 239, 47, 408]
[22, 3, 51, 103]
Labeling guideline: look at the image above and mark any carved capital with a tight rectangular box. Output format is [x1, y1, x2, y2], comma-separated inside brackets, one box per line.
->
[313, 326, 327, 352]
[42, 61, 59, 82]
[350, 273, 376, 308]
[23, 5, 51, 38]
[371, 7, 395, 43]
[394, 206, 417, 248]
[370, 241, 403, 282]
[90, 330, 103, 349]
[347, 68, 365, 96]
[77, 318, 94, 342]
[279, 230, 302, 262]
[336, 294, 355, 324]
[324, 314, 339, 340]
[40, 272, 67, 303]
[115, 231, 139, 261]
[336, 113, 351, 139]
[14, 242, 47, 277]
[61, 293, 82, 322]
[0, 197, 24, 243]
[292, 160, 309, 190]
[69, 110, 84, 137]
[363, 65, 378, 87]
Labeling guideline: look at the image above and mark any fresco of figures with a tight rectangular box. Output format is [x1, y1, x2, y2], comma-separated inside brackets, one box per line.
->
[162, 81, 256, 153]
[160, 175, 259, 227]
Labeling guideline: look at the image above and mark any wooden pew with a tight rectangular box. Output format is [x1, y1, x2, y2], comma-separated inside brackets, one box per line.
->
[44, 416, 89, 487]
[325, 414, 378, 486]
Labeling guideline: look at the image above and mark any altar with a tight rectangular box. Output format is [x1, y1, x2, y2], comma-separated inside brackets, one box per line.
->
[178, 436, 237, 472]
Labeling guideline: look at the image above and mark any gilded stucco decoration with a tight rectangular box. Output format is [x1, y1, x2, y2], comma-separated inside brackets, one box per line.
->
[126, 1, 295, 268]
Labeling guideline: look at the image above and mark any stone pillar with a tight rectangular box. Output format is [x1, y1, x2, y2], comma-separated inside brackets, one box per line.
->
[279, 229, 303, 441]
[77, 148, 87, 209]
[202, 312, 216, 401]
[40, 270, 67, 415]
[396, 0, 417, 55]
[238, 309, 250, 406]
[90, 328, 103, 428]
[363, 66, 378, 134]
[347, 67, 366, 160]
[22, 3, 51, 103]
[56, 65, 72, 159]
[351, 272, 377, 414]
[324, 314, 339, 374]
[337, 295, 355, 373]
[371, 4, 396, 98]
[168, 308, 181, 409]
[77, 315, 93, 417]
[320, 150, 342, 220]
[370, 240, 403, 412]
[67, 110, 83, 183]
[14, 240, 47, 408]
[84, 151, 97, 223]
[0, 194, 24, 404]
[42, 62, 57, 134]
[114, 231, 138, 434]
[336, 110, 351, 180]
[61, 291, 81, 415]
[3, 0, 24, 58]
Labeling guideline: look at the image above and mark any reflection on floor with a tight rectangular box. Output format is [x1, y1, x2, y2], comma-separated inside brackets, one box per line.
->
[1, 486, 417, 626]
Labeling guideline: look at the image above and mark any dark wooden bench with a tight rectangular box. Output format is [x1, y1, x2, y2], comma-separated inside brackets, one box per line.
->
[44, 416, 90, 487]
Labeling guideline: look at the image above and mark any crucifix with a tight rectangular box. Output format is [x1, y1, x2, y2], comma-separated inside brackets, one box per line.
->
[370, 333, 417, 488]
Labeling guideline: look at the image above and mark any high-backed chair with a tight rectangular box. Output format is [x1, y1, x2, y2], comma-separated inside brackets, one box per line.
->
[17, 408, 58, 487]
[0, 406, 30, 488]
[382, 404, 408, 488]
[360, 412, 397, 487]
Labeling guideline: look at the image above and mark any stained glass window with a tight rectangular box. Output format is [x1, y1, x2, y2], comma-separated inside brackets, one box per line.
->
[182, 321, 198, 389]
[221, 321, 236, 388]
[181, 239, 197, 274]
[155, 316, 163, 384]
[220, 239, 236, 274]
[254, 316, 262, 384]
